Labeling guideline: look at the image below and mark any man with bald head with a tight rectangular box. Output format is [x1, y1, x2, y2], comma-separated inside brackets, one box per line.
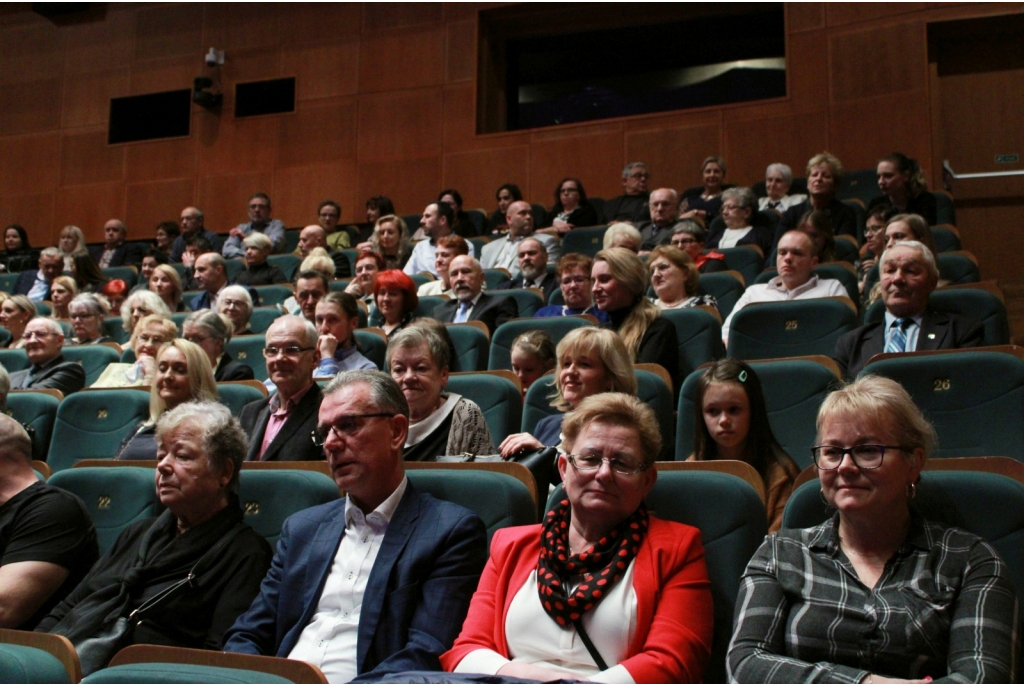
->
[89, 219, 143, 268]
[0, 414, 97, 629]
[295, 224, 351, 278]
[171, 206, 223, 262]
[638, 188, 681, 253]
[404, 202, 476, 277]
[834, 240, 983, 379]
[190, 252, 230, 311]
[433, 256, 517, 335]
[480, 201, 560, 276]
[8, 318, 85, 396]
[239, 315, 324, 462]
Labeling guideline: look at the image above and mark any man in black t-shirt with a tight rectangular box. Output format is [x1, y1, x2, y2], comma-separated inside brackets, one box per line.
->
[0, 414, 97, 629]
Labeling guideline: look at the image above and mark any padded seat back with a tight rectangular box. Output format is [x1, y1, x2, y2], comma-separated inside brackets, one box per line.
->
[698, 271, 745, 319]
[863, 350, 1024, 461]
[7, 390, 61, 463]
[489, 316, 595, 371]
[637, 368, 675, 461]
[932, 225, 962, 253]
[226, 335, 268, 382]
[560, 225, 608, 258]
[48, 390, 151, 472]
[446, 372, 523, 447]
[492, 289, 543, 318]
[102, 266, 138, 288]
[248, 307, 282, 334]
[937, 251, 980, 284]
[266, 254, 301, 281]
[49, 466, 162, 553]
[0, 644, 71, 684]
[933, 191, 956, 225]
[238, 469, 339, 546]
[406, 467, 536, 542]
[482, 269, 509, 290]
[102, 317, 131, 345]
[217, 382, 268, 417]
[352, 329, 387, 371]
[62, 345, 121, 386]
[0, 348, 29, 372]
[251, 285, 293, 307]
[446, 323, 490, 372]
[727, 298, 859, 361]
[521, 373, 557, 435]
[660, 307, 724, 382]
[718, 247, 762, 287]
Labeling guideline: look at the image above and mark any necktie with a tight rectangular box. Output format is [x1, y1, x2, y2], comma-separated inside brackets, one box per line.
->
[886, 318, 909, 353]
[768, 201, 781, 210]
[454, 301, 471, 324]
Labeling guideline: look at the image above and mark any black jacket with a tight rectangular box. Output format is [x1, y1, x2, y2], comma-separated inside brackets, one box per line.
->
[239, 383, 325, 462]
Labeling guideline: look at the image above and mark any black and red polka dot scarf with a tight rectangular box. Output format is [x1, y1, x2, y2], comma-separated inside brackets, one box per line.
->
[536, 497, 649, 626]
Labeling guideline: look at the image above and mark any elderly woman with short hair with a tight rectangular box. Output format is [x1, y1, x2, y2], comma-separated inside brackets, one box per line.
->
[705, 187, 774, 255]
[183, 310, 253, 382]
[670, 220, 727, 273]
[39, 401, 273, 677]
[93, 314, 178, 387]
[235, 233, 287, 286]
[681, 155, 728, 222]
[602, 222, 643, 253]
[759, 163, 807, 213]
[444, 392, 714, 682]
[728, 375, 1019, 682]
[777, 152, 858, 242]
[68, 293, 112, 345]
[216, 285, 255, 336]
[647, 245, 717, 311]
[120, 290, 172, 348]
[387, 325, 494, 460]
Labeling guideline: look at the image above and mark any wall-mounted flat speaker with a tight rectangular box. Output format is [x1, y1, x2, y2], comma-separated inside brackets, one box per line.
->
[235, 78, 296, 118]
[108, 89, 191, 145]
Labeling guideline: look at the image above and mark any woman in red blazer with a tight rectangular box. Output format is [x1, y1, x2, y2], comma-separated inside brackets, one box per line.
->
[441, 393, 714, 683]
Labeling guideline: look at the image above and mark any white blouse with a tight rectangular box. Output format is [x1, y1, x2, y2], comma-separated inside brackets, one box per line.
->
[718, 226, 753, 249]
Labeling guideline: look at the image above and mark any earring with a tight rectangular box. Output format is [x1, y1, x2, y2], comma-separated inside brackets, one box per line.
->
[907, 482, 917, 500]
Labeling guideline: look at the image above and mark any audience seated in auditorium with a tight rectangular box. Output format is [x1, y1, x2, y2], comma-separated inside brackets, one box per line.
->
[405, 203, 466, 277]
[371, 270, 419, 338]
[728, 376, 1018, 683]
[446, 393, 713, 683]
[388, 325, 494, 459]
[433, 256, 517, 335]
[364, 195, 395, 228]
[648, 245, 718, 311]
[705, 187, 775, 255]
[593, 247, 680, 387]
[670, 221, 727, 273]
[496, 237, 558, 300]
[292, 270, 328, 323]
[538, 177, 599, 235]
[603, 162, 651, 223]
[690, 359, 799, 532]
[68, 293, 112, 345]
[364, 214, 411, 272]
[13, 247, 63, 302]
[234, 233, 288, 287]
[500, 327, 635, 458]
[834, 240, 982, 380]
[42, 402, 272, 678]
[314, 292, 376, 376]
[48, 275, 76, 324]
[776, 152, 857, 246]
[317, 200, 351, 251]
[223, 192, 286, 258]
[71, 253, 108, 294]
[417, 235, 467, 298]
[864, 213, 938, 308]
[179, 234, 214, 290]
[57, 225, 88, 272]
[0, 413, 97, 630]
[487, 183, 522, 234]
[223, 370, 488, 684]
[602, 222, 643, 253]
[758, 162, 807, 212]
[239, 315, 324, 462]
[868, 152, 938, 226]
[722, 230, 846, 342]
[795, 209, 837, 263]
[171, 206, 223, 262]
[217, 285, 255, 336]
[148, 263, 185, 313]
[510, 330, 556, 399]
[94, 313, 177, 387]
[190, 253, 230, 311]
[481, 201, 559, 276]
[89, 219, 143, 268]
[438, 188, 477, 238]
[115, 339, 219, 460]
[133, 248, 167, 294]
[858, 204, 893, 292]
[9, 318, 85, 395]
[184, 310, 254, 383]
[1, 224, 37, 275]
[535, 253, 610, 323]
[681, 156, 728, 223]
[153, 220, 179, 259]
[100, 279, 128, 314]
[638, 188, 682, 253]
[0, 295, 34, 349]
[345, 250, 384, 304]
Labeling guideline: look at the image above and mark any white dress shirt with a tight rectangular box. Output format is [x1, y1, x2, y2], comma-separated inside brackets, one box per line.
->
[287, 477, 409, 683]
[758, 193, 807, 212]
[718, 226, 753, 249]
[722, 275, 847, 342]
[404, 239, 476, 277]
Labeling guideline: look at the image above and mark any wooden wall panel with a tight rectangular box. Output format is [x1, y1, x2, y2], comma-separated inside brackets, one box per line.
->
[282, 41, 361, 102]
[125, 179, 196, 235]
[62, 9, 135, 76]
[441, 84, 531, 153]
[444, 147, 531, 209]
[830, 23, 925, 102]
[276, 4, 363, 44]
[0, 21, 62, 84]
[55, 183, 126, 242]
[0, 78, 61, 135]
[125, 137, 197, 183]
[786, 31, 830, 113]
[60, 131, 125, 187]
[446, 20, 476, 83]
[134, 4, 203, 62]
[530, 128, 624, 202]
[272, 161, 359, 228]
[627, 125, 723, 193]
[789, 3, 824, 32]
[197, 173, 274, 233]
[358, 158, 441, 217]
[278, 101, 358, 167]
[363, 3, 442, 31]
[129, 55, 196, 95]
[61, 69, 130, 129]
[955, 200, 1024, 282]
[826, 3, 925, 26]
[196, 115, 281, 177]
[0, 134, 60, 196]
[358, 89, 444, 162]
[203, 4, 286, 53]
[829, 92, 931, 172]
[358, 29, 445, 93]
[0, 194, 56, 246]
[724, 113, 830, 186]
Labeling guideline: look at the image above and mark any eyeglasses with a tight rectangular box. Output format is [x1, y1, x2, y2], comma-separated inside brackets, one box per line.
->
[135, 334, 165, 345]
[184, 334, 211, 344]
[22, 331, 55, 341]
[311, 414, 395, 446]
[560, 276, 590, 286]
[220, 298, 246, 310]
[566, 453, 648, 476]
[811, 444, 902, 470]
[672, 237, 698, 246]
[249, 203, 269, 210]
[69, 312, 100, 321]
[628, 172, 650, 180]
[263, 345, 315, 359]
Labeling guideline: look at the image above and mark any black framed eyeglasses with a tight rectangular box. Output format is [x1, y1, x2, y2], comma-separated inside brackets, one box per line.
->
[566, 453, 648, 476]
[311, 414, 395, 446]
[810, 444, 902, 470]
[263, 346, 315, 359]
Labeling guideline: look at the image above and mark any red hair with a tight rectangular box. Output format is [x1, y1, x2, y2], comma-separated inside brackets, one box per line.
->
[101, 279, 129, 298]
[373, 269, 419, 312]
[356, 250, 386, 271]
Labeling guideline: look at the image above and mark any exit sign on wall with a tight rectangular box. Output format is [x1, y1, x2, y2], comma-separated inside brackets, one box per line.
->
[995, 154, 1020, 164]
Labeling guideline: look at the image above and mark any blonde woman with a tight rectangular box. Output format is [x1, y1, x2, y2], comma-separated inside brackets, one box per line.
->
[235, 233, 287, 286]
[58, 225, 88, 271]
[0, 295, 36, 349]
[149, 263, 185, 312]
[93, 314, 178, 387]
[49, 276, 78, 322]
[119, 290, 172, 348]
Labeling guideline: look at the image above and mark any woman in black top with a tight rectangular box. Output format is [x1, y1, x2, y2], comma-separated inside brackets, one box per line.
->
[233, 232, 287, 286]
[487, 183, 523, 234]
[2, 224, 37, 274]
[867, 152, 938, 226]
[540, 177, 599, 236]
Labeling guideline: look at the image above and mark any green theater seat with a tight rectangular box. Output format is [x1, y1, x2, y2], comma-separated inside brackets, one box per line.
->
[238, 468, 339, 546]
[727, 297, 859, 361]
[47, 389, 151, 472]
[446, 322, 490, 372]
[488, 316, 595, 371]
[446, 371, 523, 447]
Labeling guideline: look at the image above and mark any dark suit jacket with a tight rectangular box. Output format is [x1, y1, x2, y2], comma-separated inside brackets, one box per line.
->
[496, 273, 558, 302]
[431, 292, 518, 335]
[222, 483, 487, 682]
[88, 242, 144, 268]
[638, 220, 677, 252]
[9, 354, 86, 396]
[238, 383, 324, 462]
[215, 353, 255, 383]
[191, 285, 261, 311]
[833, 309, 984, 380]
[12, 270, 46, 298]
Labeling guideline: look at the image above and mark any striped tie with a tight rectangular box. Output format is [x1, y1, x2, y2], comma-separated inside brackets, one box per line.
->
[886, 318, 909, 353]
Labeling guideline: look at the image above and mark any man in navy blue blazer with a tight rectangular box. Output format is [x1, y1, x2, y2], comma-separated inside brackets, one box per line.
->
[223, 370, 487, 683]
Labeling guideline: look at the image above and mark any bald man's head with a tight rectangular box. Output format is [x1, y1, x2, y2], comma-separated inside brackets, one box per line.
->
[298, 225, 328, 257]
[0, 414, 32, 465]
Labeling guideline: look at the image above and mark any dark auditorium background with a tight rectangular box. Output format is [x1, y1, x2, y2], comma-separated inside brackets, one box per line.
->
[0, 3, 1021, 283]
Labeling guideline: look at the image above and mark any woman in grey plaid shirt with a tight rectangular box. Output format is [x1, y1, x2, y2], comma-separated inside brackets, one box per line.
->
[728, 375, 1018, 683]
